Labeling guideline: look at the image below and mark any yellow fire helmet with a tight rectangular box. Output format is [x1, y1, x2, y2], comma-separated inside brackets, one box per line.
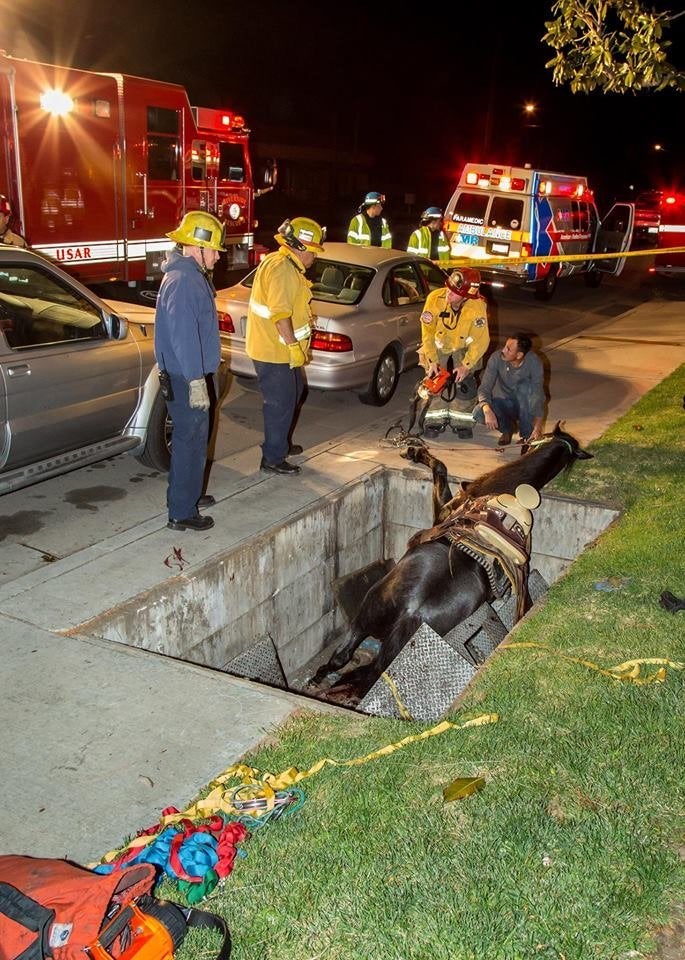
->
[167, 211, 227, 251]
[275, 217, 326, 253]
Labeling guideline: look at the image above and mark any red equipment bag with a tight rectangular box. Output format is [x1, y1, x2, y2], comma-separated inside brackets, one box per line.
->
[0, 856, 156, 960]
[0, 856, 231, 960]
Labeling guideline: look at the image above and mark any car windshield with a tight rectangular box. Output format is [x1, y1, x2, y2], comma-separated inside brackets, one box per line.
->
[239, 260, 374, 305]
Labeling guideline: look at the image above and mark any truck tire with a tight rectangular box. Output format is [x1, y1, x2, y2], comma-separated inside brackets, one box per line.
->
[359, 347, 400, 406]
[534, 269, 558, 301]
[136, 392, 171, 471]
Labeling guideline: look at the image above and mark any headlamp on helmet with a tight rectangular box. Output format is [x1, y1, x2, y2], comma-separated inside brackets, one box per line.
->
[275, 217, 326, 253]
[445, 267, 481, 299]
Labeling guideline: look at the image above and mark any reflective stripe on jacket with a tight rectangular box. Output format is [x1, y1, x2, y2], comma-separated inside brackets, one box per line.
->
[347, 213, 392, 247]
[246, 247, 313, 363]
[407, 226, 450, 260]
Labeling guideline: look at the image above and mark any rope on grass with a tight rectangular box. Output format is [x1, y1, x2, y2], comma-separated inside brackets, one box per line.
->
[503, 642, 683, 684]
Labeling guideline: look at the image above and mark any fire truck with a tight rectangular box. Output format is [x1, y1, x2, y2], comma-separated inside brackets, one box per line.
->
[444, 163, 634, 300]
[0, 51, 275, 285]
[650, 192, 685, 277]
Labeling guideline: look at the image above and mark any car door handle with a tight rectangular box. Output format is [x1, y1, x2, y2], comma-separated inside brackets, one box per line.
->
[399, 316, 409, 325]
[7, 364, 31, 377]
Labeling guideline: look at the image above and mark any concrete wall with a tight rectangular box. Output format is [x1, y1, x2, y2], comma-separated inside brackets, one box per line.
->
[84, 467, 619, 684]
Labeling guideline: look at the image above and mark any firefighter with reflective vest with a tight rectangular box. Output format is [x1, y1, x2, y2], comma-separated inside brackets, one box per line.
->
[246, 216, 326, 475]
[0, 195, 28, 248]
[347, 191, 392, 247]
[407, 206, 450, 261]
[417, 267, 489, 438]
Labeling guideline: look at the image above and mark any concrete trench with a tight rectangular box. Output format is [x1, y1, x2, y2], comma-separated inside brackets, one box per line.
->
[83, 466, 620, 720]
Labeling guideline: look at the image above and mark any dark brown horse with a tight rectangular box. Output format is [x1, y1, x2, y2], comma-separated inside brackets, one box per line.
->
[310, 423, 592, 699]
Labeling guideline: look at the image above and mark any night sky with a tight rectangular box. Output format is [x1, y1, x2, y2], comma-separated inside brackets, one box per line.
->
[3, 0, 684, 215]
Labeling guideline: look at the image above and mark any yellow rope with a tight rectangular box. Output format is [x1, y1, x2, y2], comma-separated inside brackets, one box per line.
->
[503, 642, 683, 684]
[98, 713, 499, 861]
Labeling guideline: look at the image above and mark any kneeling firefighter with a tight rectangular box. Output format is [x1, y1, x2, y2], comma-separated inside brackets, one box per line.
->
[416, 267, 489, 439]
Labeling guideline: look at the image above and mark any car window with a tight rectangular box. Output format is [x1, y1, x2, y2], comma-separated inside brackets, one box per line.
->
[382, 263, 424, 307]
[308, 260, 374, 305]
[0, 263, 105, 350]
[415, 260, 447, 293]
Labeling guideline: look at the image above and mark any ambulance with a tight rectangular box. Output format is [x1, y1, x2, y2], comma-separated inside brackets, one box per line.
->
[444, 163, 634, 300]
[650, 192, 685, 277]
[0, 51, 275, 286]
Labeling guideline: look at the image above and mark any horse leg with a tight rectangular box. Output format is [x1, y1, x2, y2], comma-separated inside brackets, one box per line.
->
[401, 445, 453, 523]
[308, 623, 367, 687]
[327, 611, 424, 701]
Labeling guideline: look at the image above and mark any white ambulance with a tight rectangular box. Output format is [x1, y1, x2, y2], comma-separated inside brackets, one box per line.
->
[444, 163, 634, 300]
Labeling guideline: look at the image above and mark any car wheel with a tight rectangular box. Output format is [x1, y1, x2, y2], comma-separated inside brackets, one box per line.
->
[136, 391, 171, 471]
[359, 347, 400, 406]
[584, 269, 603, 288]
[534, 270, 558, 301]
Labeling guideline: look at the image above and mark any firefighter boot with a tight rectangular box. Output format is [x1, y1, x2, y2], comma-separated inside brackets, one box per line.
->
[421, 406, 449, 439]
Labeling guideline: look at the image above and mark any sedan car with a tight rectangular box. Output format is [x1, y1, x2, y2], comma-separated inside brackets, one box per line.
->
[215, 243, 448, 405]
[0, 247, 170, 494]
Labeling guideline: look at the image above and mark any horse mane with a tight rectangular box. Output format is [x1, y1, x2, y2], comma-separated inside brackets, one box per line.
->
[444, 424, 588, 514]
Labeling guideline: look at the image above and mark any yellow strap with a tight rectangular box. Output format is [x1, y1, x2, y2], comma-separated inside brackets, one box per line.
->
[380, 671, 414, 719]
[97, 713, 499, 862]
[503, 642, 683, 684]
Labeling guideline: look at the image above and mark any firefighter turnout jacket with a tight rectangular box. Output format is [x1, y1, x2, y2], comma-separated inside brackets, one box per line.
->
[246, 246, 314, 364]
[419, 289, 489, 370]
[407, 225, 450, 261]
[347, 213, 392, 247]
[0, 227, 27, 248]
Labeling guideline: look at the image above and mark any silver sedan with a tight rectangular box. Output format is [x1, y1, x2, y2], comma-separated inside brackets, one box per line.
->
[215, 243, 448, 405]
[0, 247, 169, 494]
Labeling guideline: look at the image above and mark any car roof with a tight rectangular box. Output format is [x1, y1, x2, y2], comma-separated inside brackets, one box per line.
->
[316, 242, 422, 268]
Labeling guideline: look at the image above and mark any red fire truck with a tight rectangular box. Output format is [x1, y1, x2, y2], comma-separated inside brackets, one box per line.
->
[0, 51, 275, 285]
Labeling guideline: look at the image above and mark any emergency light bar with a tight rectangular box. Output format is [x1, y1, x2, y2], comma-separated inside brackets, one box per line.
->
[193, 106, 247, 132]
[464, 170, 526, 191]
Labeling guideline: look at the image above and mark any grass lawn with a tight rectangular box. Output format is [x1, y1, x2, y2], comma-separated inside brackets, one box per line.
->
[165, 366, 684, 959]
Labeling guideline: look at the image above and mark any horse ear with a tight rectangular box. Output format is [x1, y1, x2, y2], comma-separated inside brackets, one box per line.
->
[552, 420, 563, 435]
[575, 448, 593, 460]
[460, 480, 470, 491]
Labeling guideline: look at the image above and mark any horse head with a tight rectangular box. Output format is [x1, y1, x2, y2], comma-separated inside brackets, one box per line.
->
[544, 421, 593, 461]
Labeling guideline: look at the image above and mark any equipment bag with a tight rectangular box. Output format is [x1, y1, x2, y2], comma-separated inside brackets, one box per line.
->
[0, 856, 230, 960]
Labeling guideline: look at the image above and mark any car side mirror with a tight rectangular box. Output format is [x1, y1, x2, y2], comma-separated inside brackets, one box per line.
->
[104, 312, 129, 341]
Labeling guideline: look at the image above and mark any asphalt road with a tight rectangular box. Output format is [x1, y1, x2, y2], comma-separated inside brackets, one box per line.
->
[1, 256, 681, 589]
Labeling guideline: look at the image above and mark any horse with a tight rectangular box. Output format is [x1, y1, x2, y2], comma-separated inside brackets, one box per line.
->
[310, 422, 592, 701]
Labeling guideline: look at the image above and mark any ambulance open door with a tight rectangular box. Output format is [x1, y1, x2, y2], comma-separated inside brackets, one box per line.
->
[592, 203, 635, 276]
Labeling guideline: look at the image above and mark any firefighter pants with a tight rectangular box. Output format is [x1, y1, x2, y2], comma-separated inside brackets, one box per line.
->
[473, 395, 535, 439]
[166, 372, 210, 520]
[253, 360, 305, 464]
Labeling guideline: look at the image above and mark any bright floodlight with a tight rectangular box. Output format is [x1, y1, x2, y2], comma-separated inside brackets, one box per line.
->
[40, 89, 74, 116]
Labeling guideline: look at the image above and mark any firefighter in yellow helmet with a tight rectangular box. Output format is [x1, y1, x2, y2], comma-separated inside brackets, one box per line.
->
[246, 216, 326, 475]
[417, 267, 489, 439]
[154, 211, 226, 531]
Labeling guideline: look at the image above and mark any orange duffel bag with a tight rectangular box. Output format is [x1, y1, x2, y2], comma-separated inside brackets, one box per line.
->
[0, 856, 230, 960]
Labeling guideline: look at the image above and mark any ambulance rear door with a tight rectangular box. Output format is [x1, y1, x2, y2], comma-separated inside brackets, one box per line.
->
[592, 203, 634, 276]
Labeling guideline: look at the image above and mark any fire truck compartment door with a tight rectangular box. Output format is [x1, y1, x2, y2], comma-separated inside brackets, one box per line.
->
[593, 203, 635, 276]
